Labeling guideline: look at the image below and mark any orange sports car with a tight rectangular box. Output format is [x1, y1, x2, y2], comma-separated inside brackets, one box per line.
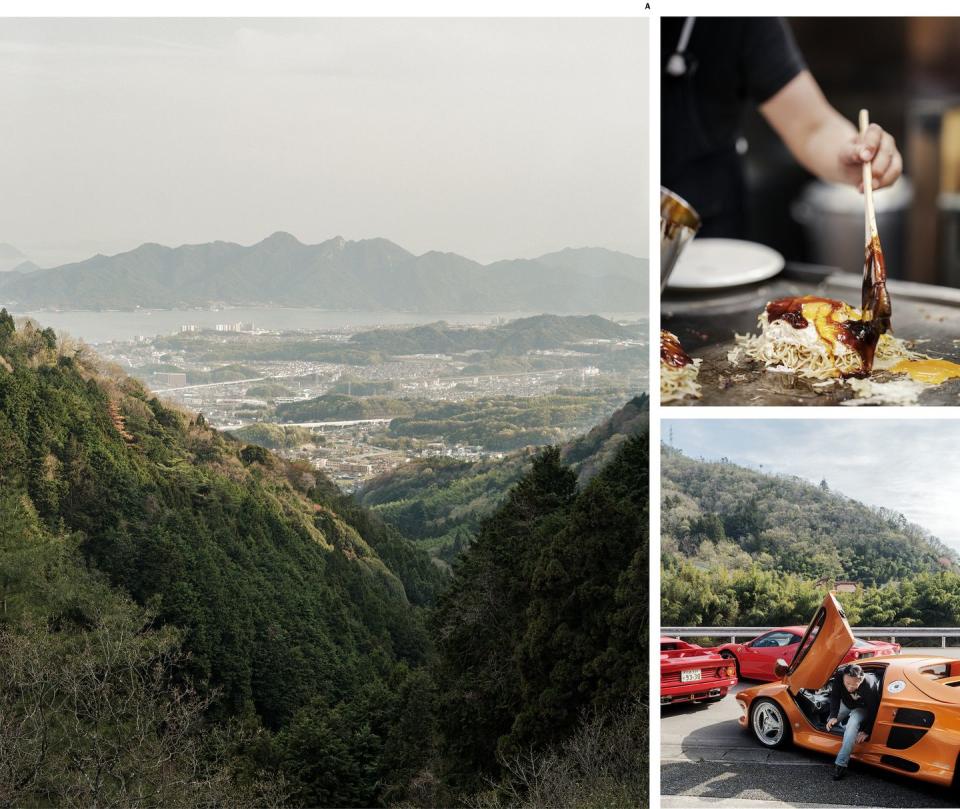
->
[738, 592, 960, 788]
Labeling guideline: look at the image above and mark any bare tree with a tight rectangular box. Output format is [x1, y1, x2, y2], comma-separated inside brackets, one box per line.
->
[460, 699, 648, 809]
[0, 609, 287, 809]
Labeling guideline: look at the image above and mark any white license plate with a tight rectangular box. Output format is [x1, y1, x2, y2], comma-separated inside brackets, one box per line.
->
[681, 669, 702, 683]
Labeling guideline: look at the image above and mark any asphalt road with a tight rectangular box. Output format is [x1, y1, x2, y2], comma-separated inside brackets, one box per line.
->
[661, 653, 960, 809]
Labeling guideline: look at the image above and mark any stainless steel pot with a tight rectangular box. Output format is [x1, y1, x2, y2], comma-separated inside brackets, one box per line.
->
[661, 187, 701, 290]
[791, 178, 913, 279]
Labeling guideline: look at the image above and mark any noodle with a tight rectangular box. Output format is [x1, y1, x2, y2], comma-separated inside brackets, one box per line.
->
[660, 329, 702, 402]
[732, 308, 924, 380]
[661, 359, 702, 403]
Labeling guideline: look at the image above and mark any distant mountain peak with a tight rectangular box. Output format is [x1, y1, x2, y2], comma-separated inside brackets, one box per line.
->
[261, 231, 303, 247]
[0, 242, 29, 272]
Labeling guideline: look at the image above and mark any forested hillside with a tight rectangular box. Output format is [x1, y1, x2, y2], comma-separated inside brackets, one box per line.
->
[662, 446, 954, 584]
[0, 311, 443, 806]
[0, 310, 649, 807]
[662, 445, 960, 629]
[360, 396, 649, 564]
[430, 435, 649, 804]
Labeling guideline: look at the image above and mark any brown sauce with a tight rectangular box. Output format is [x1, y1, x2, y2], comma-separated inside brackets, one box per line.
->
[862, 236, 892, 331]
[765, 295, 882, 377]
[661, 330, 693, 368]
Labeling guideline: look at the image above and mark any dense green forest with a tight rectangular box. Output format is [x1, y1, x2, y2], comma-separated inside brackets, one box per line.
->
[431, 436, 649, 804]
[0, 310, 649, 808]
[360, 396, 649, 564]
[661, 444, 960, 629]
[663, 560, 960, 632]
[0, 312, 441, 806]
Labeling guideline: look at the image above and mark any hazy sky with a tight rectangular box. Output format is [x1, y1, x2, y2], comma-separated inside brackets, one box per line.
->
[0, 17, 648, 267]
[665, 419, 960, 551]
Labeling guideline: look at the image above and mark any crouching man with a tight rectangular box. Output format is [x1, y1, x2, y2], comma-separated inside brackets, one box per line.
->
[825, 663, 880, 780]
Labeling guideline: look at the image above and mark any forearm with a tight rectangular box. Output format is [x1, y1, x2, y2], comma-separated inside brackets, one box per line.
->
[789, 109, 858, 185]
[760, 70, 900, 191]
[760, 71, 855, 184]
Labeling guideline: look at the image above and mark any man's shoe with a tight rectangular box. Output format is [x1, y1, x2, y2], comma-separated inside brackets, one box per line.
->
[833, 765, 847, 781]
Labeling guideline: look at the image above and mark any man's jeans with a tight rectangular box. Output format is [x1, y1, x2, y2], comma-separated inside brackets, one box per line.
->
[834, 704, 867, 768]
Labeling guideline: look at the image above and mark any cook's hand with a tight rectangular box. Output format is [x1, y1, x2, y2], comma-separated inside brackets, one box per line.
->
[841, 122, 902, 192]
[825, 717, 837, 731]
[856, 731, 868, 744]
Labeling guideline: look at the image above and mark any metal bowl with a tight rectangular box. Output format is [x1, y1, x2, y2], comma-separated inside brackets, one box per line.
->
[661, 187, 701, 290]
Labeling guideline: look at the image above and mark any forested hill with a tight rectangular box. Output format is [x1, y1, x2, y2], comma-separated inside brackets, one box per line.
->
[431, 425, 648, 802]
[348, 313, 638, 354]
[661, 445, 955, 586]
[360, 395, 649, 564]
[0, 310, 444, 806]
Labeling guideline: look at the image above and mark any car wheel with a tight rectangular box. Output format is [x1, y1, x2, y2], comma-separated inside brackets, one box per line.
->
[720, 650, 740, 678]
[750, 698, 792, 750]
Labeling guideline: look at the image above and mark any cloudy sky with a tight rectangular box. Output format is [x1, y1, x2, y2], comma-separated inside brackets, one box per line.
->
[0, 17, 647, 268]
[665, 419, 960, 550]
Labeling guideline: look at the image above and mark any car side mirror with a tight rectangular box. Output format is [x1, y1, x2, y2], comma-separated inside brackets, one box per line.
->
[774, 659, 790, 678]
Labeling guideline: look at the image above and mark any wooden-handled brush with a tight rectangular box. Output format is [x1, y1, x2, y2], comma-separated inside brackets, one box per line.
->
[859, 109, 892, 334]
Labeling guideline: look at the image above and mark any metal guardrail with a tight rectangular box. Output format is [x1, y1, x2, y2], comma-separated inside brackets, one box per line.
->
[662, 627, 960, 647]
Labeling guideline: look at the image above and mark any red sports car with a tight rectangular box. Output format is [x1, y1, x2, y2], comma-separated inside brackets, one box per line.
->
[718, 626, 900, 682]
[661, 636, 738, 705]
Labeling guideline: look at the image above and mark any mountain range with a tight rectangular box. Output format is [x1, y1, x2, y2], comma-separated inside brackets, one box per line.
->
[0, 233, 647, 313]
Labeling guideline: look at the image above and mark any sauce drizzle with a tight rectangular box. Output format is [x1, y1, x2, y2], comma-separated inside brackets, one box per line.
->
[661, 330, 693, 368]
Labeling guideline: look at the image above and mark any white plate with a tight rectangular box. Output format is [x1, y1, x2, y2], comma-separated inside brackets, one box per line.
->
[667, 238, 785, 290]
[681, 669, 702, 683]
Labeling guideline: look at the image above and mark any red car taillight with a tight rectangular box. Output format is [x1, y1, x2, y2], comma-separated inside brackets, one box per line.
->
[725, 666, 736, 677]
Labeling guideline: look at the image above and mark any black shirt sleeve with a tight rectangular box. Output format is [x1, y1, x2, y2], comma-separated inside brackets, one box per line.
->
[740, 18, 806, 105]
[860, 675, 881, 736]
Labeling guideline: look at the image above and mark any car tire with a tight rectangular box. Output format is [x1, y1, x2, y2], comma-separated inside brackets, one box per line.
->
[750, 698, 792, 750]
[720, 650, 740, 678]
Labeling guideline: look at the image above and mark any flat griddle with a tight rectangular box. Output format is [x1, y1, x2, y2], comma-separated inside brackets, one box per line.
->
[662, 263, 960, 406]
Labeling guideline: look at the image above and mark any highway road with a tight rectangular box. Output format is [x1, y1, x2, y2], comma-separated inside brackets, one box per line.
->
[661, 651, 960, 809]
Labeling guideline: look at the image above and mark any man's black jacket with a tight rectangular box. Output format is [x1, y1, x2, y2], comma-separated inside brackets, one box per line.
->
[827, 671, 881, 735]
